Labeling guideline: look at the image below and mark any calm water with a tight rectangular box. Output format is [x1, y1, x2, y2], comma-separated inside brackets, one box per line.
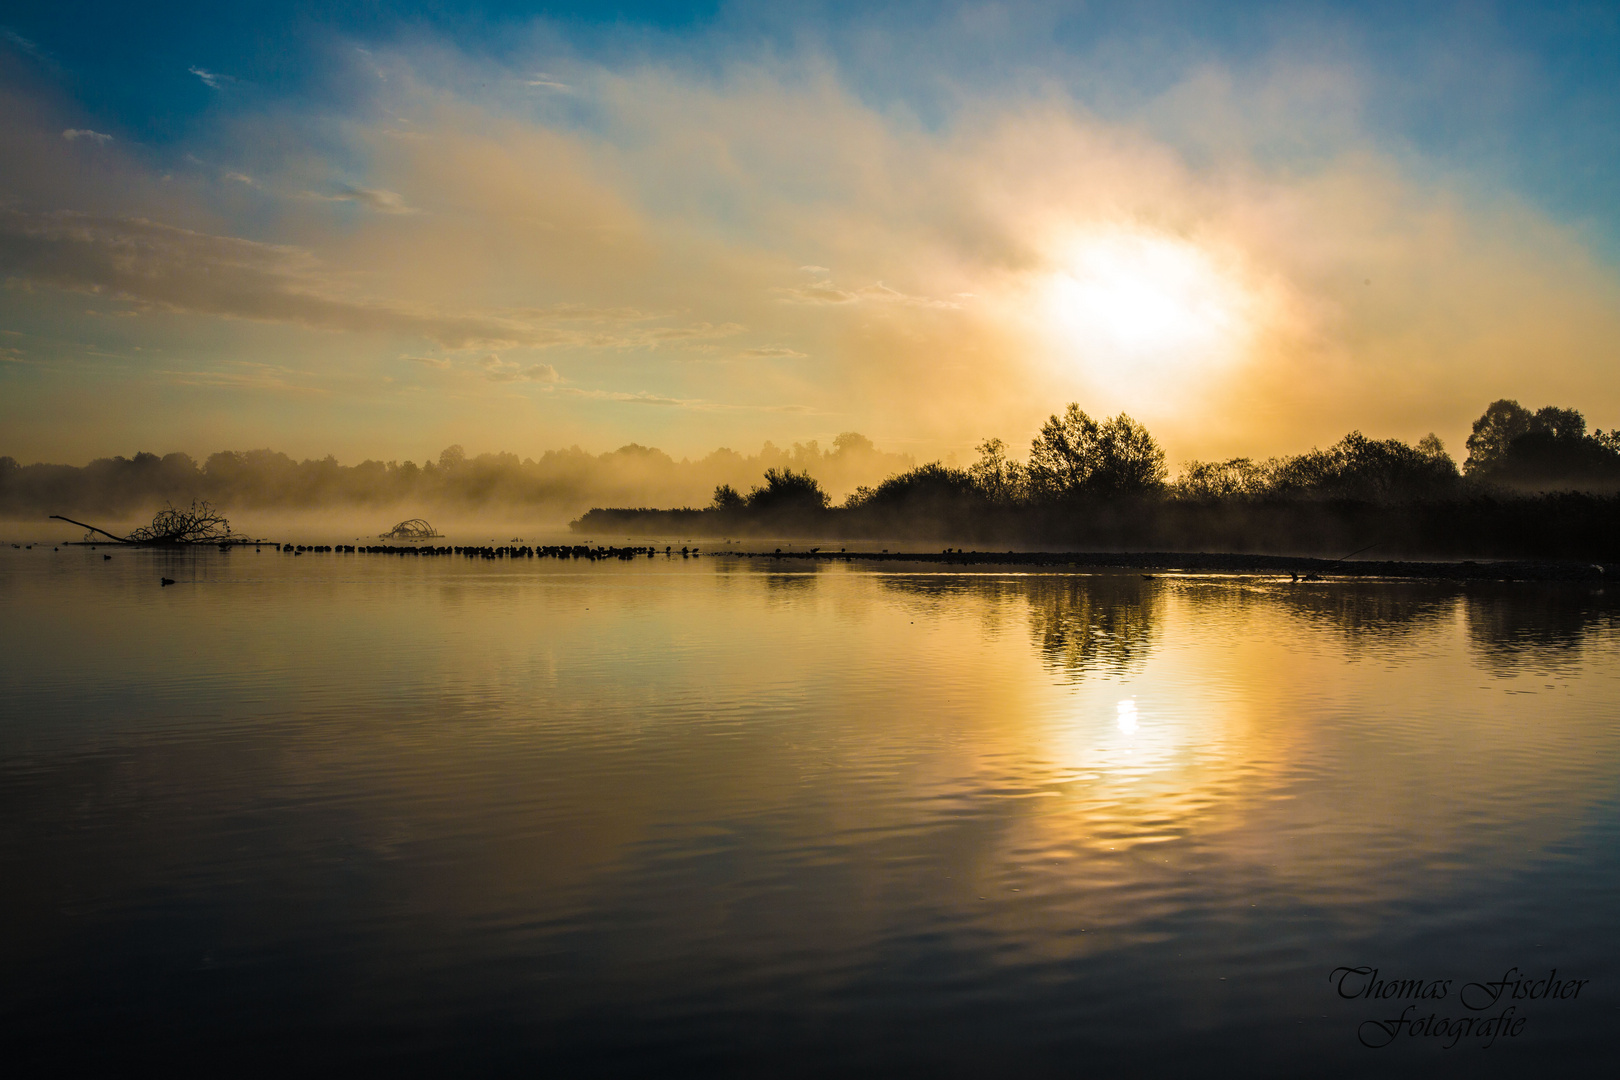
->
[2, 545, 1618, 1075]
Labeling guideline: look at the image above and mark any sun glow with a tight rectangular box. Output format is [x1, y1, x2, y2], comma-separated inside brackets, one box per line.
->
[1041, 229, 1254, 392]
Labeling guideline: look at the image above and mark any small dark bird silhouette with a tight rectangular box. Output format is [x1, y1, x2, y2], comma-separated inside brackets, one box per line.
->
[104, 554, 112, 560]
[160, 577, 175, 586]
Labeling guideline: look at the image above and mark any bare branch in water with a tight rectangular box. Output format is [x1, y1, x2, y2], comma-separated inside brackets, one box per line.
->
[52, 501, 264, 545]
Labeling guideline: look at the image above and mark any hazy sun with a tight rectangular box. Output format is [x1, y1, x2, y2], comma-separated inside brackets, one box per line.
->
[1041, 229, 1253, 391]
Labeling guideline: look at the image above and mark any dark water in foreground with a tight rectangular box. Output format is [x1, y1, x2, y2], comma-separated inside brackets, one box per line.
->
[2, 546, 1618, 1075]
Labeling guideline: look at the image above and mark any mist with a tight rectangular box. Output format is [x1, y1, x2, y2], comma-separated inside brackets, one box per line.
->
[0, 432, 913, 536]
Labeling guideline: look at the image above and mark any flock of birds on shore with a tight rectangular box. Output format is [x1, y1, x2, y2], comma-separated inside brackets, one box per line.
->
[274, 542, 700, 560]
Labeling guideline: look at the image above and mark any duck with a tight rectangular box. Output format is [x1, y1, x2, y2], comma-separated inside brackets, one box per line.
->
[160, 577, 175, 586]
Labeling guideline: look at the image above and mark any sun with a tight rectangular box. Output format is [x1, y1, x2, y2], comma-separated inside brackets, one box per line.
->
[1040, 228, 1253, 390]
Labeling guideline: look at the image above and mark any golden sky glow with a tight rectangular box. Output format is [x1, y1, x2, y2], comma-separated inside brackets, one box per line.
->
[4, 14, 1620, 468]
[1034, 228, 1257, 405]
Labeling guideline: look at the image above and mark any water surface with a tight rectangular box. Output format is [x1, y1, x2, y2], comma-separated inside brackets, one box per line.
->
[2, 546, 1617, 1074]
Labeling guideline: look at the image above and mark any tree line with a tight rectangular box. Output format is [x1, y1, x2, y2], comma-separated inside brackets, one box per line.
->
[687, 398, 1620, 514]
[575, 399, 1620, 560]
[7, 398, 1620, 558]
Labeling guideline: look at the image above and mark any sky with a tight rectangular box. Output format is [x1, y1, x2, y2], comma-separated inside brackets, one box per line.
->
[3, 1, 1619, 469]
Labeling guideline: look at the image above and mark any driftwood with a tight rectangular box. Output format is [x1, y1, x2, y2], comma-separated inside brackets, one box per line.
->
[380, 518, 442, 539]
[52, 501, 264, 546]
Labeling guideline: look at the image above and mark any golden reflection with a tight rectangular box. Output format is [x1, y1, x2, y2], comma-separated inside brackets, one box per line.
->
[1115, 698, 1138, 734]
[1024, 574, 1160, 681]
[1270, 579, 1458, 644]
[1465, 583, 1615, 675]
[9, 557, 1620, 974]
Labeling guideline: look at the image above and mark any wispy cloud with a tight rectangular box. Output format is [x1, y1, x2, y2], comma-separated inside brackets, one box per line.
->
[224, 171, 253, 184]
[2, 27, 43, 58]
[776, 278, 960, 309]
[646, 321, 744, 343]
[738, 345, 807, 359]
[0, 210, 747, 352]
[161, 361, 329, 396]
[526, 72, 572, 91]
[188, 67, 233, 89]
[558, 387, 688, 406]
[304, 185, 419, 214]
[479, 354, 561, 382]
[62, 129, 112, 144]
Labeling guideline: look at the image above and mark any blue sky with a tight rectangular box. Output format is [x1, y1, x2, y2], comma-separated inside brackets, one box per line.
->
[8, 2, 1614, 238]
[3, 2, 1619, 465]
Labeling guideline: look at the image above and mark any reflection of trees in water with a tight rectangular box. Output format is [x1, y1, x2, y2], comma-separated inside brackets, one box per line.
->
[756, 560, 823, 603]
[875, 574, 1027, 638]
[1024, 576, 1159, 680]
[714, 558, 822, 587]
[1464, 585, 1618, 674]
[763, 572, 819, 593]
[875, 574, 1158, 672]
[1275, 583, 1457, 644]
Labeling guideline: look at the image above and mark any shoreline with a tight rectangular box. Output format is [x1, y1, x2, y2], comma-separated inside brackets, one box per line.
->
[713, 548, 1617, 581]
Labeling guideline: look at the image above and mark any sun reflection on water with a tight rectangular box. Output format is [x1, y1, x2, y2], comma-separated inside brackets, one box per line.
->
[1115, 697, 1138, 734]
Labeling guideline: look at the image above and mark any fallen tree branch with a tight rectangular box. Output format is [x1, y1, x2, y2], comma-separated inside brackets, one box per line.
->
[49, 515, 131, 543]
[51, 501, 263, 546]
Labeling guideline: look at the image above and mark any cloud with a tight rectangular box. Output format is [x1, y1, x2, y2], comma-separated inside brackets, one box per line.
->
[0, 209, 746, 352]
[559, 387, 688, 406]
[305, 185, 419, 214]
[160, 361, 329, 396]
[189, 67, 232, 89]
[738, 345, 807, 359]
[775, 278, 960, 308]
[62, 129, 112, 143]
[645, 321, 744, 343]
[6, 34, 1620, 465]
[478, 354, 561, 382]
[2, 27, 43, 58]
[224, 172, 253, 184]
[527, 73, 572, 91]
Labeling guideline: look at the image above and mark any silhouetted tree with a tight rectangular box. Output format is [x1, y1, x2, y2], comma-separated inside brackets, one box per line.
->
[1026, 404, 1101, 499]
[1091, 413, 1168, 494]
[832, 431, 875, 456]
[968, 438, 1025, 504]
[746, 468, 830, 511]
[712, 484, 745, 510]
[1026, 405, 1167, 498]
[844, 461, 979, 512]
[1173, 457, 1268, 500]
[1464, 400, 1620, 487]
[1465, 400, 1534, 474]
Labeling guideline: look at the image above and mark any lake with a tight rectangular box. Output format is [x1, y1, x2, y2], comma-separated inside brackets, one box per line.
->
[2, 543, 1616, 1075]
